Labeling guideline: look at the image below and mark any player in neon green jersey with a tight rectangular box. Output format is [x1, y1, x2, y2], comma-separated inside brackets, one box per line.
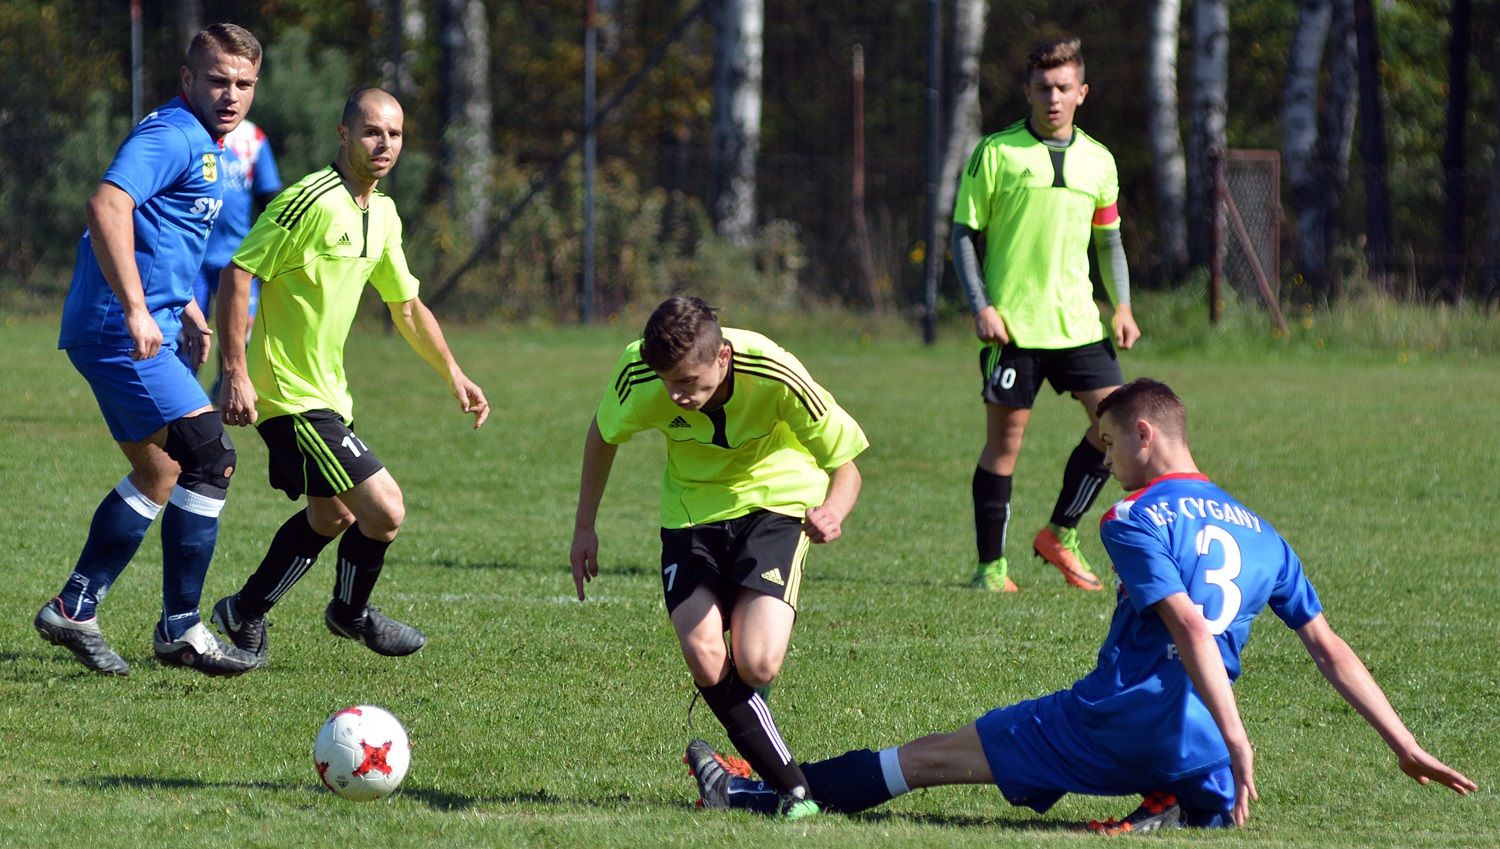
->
[212, 88, 489, 660]
[950, 38, 1139, 594]
[570, 296, 868, 818]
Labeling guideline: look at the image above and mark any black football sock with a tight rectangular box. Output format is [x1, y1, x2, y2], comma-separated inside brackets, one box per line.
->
[799, 747, 900, 813]
[1049, 435, 1110, 529]
[697, 667, 810, 797]
[330, 522, 392, 621]
[973, 467, 1012, 562]
[236, 510, 336, 619]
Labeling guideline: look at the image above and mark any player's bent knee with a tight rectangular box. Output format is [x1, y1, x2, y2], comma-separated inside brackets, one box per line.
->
[733, 656, 782, 689]
[163, 412, 236, 500]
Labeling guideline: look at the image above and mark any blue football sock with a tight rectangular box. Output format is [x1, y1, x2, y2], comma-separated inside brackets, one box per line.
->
[160, 487, 225, 640]
[56, 478, 162, 621]
[801, 748, 893, 814]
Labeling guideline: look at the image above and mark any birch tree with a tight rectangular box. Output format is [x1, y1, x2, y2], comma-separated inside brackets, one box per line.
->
[932, 0, 987, 280]
[1282, 0, 1332, 295]
[709, 0, 763, 246]
[1318, 0, 1357, 299]
[436, 0, 492, 240]
[1146, 0, 1188, 280]
[1186, 0, 1228, 267]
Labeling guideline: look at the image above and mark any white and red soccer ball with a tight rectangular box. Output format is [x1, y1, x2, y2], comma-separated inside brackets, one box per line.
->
[313, 705, 411, 801]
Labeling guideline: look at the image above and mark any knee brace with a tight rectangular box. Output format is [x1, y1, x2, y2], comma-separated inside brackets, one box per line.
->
[164, 413, 237, 499]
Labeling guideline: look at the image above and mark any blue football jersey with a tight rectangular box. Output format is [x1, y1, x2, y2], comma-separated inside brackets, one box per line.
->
[1067, 473, 1323, 779]
[59, 97, 225, 348]
[203, 120, 280, 269]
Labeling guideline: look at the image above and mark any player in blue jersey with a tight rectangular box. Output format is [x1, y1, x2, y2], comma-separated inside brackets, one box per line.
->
[686, 378, 1475, 829]
[177, 118, 281, 394]
[36, 23, 266, 677]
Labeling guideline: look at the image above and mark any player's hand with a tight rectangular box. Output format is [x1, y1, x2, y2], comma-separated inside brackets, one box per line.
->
[125, 307, 164, 361]
[804, 504, 845, 544]
[1397, 746, 1479, 795]
[569, 528, 600, 601]
[219, 370, 259, 427]
[1112, 305, 1141, 350]
[179, 323, 213, 368]
[974, 306, 1009, 346]
[1227, 738, 1257, 826]
[454, 375, 490, 428]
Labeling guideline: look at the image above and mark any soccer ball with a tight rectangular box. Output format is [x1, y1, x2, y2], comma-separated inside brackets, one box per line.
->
[313, 705, 411, 801]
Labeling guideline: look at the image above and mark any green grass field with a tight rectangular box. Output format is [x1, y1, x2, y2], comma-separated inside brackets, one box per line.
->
[1, 313, 1495, 848]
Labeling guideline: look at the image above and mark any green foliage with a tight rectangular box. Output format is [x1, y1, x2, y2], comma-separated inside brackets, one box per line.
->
[251, 26, 356, 184]
[0, 319, 1496, 847]
[405, 155, 805, 322]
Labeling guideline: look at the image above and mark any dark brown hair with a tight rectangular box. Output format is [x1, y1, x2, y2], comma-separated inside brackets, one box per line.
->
[1096, 378, 1187, 443]
[1027, 37, 1085, 83]
[186, 23, 262, 72]
[641, 296, 724, 372]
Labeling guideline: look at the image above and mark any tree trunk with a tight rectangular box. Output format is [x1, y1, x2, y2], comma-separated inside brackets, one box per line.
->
[1186, 0, 1229, 267]
[1318, 0, 1358, 300]
[1146, 0, 1188, 281]
[1352, 0, 1394, 291]
[1439, 0, 1471, 303]
[1485, 128, 1500, 301]
[1283, 0, 1331, 298]
[933, 0, 986, 265]
[709, 0, 763, 247]
[436, 0, 492, 241]
[176, 0, 203, 49]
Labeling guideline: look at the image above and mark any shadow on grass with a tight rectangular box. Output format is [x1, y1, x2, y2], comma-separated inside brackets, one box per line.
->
[59, 775, 643, 814]
[850, 810, 1083, 832]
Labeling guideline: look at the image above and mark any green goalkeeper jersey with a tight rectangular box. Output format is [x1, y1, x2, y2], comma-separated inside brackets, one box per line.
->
[953, 120, 1121, 349]
[595, 328, 869, 529]
[232, 166, 421, 423]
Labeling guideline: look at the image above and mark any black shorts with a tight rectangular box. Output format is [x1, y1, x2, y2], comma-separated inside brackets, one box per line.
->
[979, 339, 1122, 408]
[659, 511, 810, 616]
[256, 409, 385, 500]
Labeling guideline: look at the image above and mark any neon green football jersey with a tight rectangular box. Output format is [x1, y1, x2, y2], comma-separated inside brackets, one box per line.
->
[595, 328, 869, 529]
[232, 166, 420, 423]
[953, 120, 1121, 349]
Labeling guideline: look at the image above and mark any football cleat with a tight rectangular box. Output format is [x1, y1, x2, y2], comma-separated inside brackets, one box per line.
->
[153, 621, 263, 677]
[778, 786, 820, 820]
[34, 599, 130, 676]
[1082, 790, 1184, 835]
[1033, 525, 1103, 590]
[685, 738, 746, 810]
[211, 594, 268, 658]
[970, 557, 1018, 593]
[325, 604, 426, 657]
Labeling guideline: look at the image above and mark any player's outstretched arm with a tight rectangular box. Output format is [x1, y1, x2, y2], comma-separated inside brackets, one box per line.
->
[217, 263, 259, 426]
[1295, 614, 1478, 795]
[388, 297, 489, 428]
[570, 418, 618, 601]
[86, 183, 161, 361]
[804, 460, 861, 544]
[1157, 592, 1258, 826]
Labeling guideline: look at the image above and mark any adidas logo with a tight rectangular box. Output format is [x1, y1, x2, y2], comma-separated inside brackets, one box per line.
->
[1020, 168, 1034, 179]
[668, 416, 690, 429]
[759, 568, 784, 586]
[335, 232, 352, 247]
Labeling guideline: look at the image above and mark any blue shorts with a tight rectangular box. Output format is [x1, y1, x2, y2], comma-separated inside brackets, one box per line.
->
[68, 343, 210, 442]
[192, 265, 259, 320]
[974, 691, 1233, 823]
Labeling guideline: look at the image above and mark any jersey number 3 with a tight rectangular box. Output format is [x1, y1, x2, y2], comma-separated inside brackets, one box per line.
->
[1195, 525, 1243, 635]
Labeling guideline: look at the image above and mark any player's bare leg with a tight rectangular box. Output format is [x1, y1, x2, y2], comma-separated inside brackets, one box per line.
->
[318, 469, 424, 655]
[972, 404, 1029, 591]
[675, 586, 816, 815]
[1034, 386, 1117, 591]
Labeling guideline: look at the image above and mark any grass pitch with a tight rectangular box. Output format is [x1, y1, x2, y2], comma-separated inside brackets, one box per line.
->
[0, 313, 1495, 848]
